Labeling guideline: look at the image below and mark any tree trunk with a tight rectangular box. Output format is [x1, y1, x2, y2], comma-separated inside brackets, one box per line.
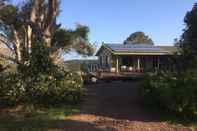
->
[13, 28, 22, 63]
[27, 0, 40, 51]
[43, 0, 59, 47]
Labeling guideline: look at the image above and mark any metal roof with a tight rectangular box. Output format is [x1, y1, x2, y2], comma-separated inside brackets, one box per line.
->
[96, 43, 178, 56]
[106, 44, 169, 52]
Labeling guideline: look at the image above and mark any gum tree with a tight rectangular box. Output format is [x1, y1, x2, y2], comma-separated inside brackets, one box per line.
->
[0, 0, 94, 69]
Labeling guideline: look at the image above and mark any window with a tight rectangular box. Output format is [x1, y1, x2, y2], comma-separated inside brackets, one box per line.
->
[106, 56, 108, 66]
[100, 56, 102, 66]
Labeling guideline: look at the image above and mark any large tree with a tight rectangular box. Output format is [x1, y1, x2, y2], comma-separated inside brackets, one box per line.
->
[0, 0, 94, 68]
[178, 3, 197, 69]
[0, 0, 94, 105]
[124, 31, 154, 45]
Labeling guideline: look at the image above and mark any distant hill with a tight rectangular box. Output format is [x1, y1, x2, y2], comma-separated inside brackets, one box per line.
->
[64, 59, 98, 73]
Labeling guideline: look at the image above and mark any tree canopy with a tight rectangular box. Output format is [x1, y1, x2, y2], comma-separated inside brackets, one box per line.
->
[0, 0, 92, 105]
[0, 0, 94, 67]
[124, 31, 154, 45]
[178, 3, 197, 69]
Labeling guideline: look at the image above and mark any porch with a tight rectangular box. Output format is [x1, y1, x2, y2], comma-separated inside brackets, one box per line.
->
[95, 71, 144, 79]
[108, 55, 163, 73]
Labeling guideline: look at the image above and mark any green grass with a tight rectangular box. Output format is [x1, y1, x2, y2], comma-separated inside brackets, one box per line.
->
[0, 105, 80, 131]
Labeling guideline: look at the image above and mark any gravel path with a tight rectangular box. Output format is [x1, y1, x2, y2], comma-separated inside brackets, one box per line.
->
[64, 80, 192, 131]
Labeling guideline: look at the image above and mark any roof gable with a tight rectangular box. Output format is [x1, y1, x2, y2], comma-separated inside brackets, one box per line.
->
[95, 44, 112, 56]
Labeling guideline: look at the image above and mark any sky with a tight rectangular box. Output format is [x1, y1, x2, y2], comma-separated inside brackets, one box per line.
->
[12, 0, 197, 59]
[58, 0, 196, 46]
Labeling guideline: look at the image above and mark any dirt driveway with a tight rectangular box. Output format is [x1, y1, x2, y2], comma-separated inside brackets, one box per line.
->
[65, 80, 192, 131]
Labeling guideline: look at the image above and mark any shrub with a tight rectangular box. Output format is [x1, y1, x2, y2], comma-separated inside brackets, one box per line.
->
[0, 70, 83, 106]
[0, 73, 25, 105]
[142, 71, 197, 116]
[25, 71, 83, 105]
[0, 42, 84, 106]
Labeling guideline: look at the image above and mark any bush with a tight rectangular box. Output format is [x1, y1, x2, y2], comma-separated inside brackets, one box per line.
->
[26, 71, 83, 105]
[0, 73, 25, 105]
[0, 43, 84, 106]
[0, 70, 83, 106]
[142, 71, 197, 116]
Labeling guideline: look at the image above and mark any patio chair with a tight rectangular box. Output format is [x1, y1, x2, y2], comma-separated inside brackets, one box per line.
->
[128, 66, 133, 72]
[121, 65, 127, 72]
[110, 67, 116, 73]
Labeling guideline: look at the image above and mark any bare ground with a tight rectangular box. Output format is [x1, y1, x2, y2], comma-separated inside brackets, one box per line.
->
[64, 80, 192, 131]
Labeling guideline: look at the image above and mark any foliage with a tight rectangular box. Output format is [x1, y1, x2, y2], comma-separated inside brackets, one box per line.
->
[52, 26, 94, 56]
[0, 70, 83, 105]
[25, 71, 83, 105]
[124, 31, 154, 45]
[0, 73, 25, 105]
[0, 0, 93, 106]
[177, 3, 197, 70]
[0, 0, 94, 66]
[142, 3, 197, 118]
[0, 42, 83, 105]
[142, 71, 197, 117]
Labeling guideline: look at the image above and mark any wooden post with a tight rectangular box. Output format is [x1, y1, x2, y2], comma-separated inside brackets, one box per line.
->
[157, 57, 160, 69]
[137, 58, 140, 70]
[90, 64, 93, 72]
[116, 56, 119, 73]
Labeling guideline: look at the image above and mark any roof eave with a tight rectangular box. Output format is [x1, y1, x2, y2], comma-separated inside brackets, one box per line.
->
[112, 52, 173, 55]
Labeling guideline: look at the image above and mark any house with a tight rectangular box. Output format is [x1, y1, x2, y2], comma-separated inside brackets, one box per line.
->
[96, 42, 178, 73]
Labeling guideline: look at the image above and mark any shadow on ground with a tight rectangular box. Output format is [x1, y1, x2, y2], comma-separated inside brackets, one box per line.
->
[82, 80, 161, 122]
[0, 119, 117, 131]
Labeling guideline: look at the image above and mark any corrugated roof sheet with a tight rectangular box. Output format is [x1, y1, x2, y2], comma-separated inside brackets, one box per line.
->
[106, 44, 168, 52]
[96, 43, 178, 56]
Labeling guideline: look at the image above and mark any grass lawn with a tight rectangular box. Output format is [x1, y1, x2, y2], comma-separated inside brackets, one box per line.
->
[0, 105, 80, 131]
